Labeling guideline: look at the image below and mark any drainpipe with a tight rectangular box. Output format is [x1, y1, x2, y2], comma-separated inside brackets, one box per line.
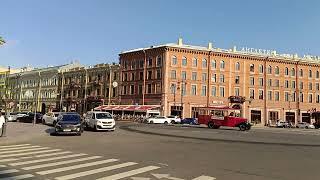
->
[207, 51, 212, 107]
[264, 57, 268, 126]
[142, 49, 147, 105]
[59, 71, 64, 112]
[108, 66, 112, 105]
[295, 61, 299, 125]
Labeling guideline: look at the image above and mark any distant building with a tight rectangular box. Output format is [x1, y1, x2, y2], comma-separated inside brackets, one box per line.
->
[0, 66, 20, 110]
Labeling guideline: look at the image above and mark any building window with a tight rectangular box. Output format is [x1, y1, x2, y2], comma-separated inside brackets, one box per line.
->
[139, 72, 143, 80]
[220, 60, 225, 69]
[285, 92, 289, 101]
[170, 84, 176, 94]
[192, 58, 197, 67]
[156, 70, 161, 79]
[317, 71, 320, 79]
[300, 93, 304, 102]
[250, 77, 254, 86]
[171, 70, 176, 79]
[202, 59, 207, 68]
[300, 82, 303, 89]
[182, 71, 187, 80]
[268, 79, 272, 87]
[317, 94, 320, 103]
[130, 85, 134, 95]
[172, 56, 177, 65]
[292, 80, 296, 89]
[259, 65, 263, 74]
[156, 83, 161, 94]
[181, 83, 186, 96]
[211, 86, 216, 96]
[157, 56, 162, 67]
[268, 91, 272, 100]
[309, 70, 312, 78]
[235, 76, 240, 84]
[299, 69, 303, 77]
[285, 67, 289, 76]
[220, 74, 225, 83]
[147, 84, 152, 94]
[275, 91, 280, 101]
[259, 90, 264, 100]
[147, 71, 152, 80]
[202, 73, 207, 82]
[138, 85, 142, 95]
[211, 74, 216, 82]
[275, 66, 279, 75]
[285, 80, 289, 88]
[267, 65, 272, 74]
[192, 72, 197, 81]
[316, 83, 320, 91]
[131, 73, 135, 81]
[250, 89, 255, 99]
[139, 60, 144, 68]
[250, 64, 254, 72]
[309, 82, 313, 90]
[291, 68, 295, 76]
[309, 94, 313, 103]
[124, 73, 128, 81]
[235, 88, 240, 96]
[182, 57, 187, 66]
[211, 60, 216, 69]
[201, 85, 207, 96]
[219, 87, 225, 97]
[147, 58, 152, 67]
[235, 62, 240, 71]
[191, 85, 197, 95]
[123, 86, 127, 95]
[259, 78, 263, 87]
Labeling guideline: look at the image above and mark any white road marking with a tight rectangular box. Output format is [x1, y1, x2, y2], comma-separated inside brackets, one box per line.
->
[23, 156, 101, 170]
[0, 165, 6, 167]
[0, 149, 61, 158]
[0, 144, 31, 149]
[0, 159, 19, 163]
[0, 151, 73, 162]
[55, 162, 137, 180]
[35, 151, 72, 158]
[131, 177, 151, 180]
[0, 147, 49, 154]
[192, 175, 216, 180]
[0, 174, 34, 180]
[37, 159, 119, 175]
[0, 145, 41, 151]
[0, 169, 19, 174]
[98, 166, 160, 180]
[10, 153, 87, 166]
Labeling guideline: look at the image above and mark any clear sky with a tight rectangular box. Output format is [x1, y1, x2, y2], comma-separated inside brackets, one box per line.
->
[1, 0, 320, 68]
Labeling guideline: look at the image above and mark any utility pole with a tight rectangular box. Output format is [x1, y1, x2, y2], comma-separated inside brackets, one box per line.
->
[108, 67, 112, 105]
[59, 71, 64, 112]
[33, 71, 41, 125]
[84, 68, 88, 112]
[1, 66, 10, 137]
[18, 74, 22, 112]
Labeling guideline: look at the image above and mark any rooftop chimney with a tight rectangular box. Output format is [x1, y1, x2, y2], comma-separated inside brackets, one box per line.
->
[178, 38, 183, 46]
[208, 42, 213, 49]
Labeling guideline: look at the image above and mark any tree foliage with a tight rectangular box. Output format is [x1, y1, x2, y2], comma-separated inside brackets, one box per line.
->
[0, 36, 5, 46]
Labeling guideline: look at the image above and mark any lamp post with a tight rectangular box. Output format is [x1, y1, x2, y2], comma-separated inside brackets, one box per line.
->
[1, 66, 10, 137]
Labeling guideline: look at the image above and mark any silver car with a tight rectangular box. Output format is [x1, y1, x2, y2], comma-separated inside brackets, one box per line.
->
[296, 122, 315, 129]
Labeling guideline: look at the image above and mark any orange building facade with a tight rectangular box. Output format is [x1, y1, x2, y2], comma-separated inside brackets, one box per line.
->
[119, 39, 320, 126]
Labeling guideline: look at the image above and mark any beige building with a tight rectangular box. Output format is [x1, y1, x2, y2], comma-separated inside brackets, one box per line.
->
[119, 38, 320, 126]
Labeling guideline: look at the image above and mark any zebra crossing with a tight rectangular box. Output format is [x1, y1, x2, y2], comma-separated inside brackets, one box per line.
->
[0, 143, 161, 180]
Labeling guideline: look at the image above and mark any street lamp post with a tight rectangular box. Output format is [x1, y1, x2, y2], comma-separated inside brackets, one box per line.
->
[1, 66, 10, 137]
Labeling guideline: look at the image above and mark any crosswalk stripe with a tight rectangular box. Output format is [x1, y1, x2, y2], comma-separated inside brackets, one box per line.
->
[0, 165, 6, 167]
[0, 159, 19, 163]
[0, 147, 49, 154]
[10, 153, 87, 166]
[97, 166, 160, 180]
[0, 174, 34, 180]
[0, 145, 41, 151]
[192, 175, 216, 180]
[37, 158, 119, 175]
[35, 151, 72, 158]
[0, 144, 31, 149]
[0, 151, 73, 163]
[0, 169, 19, 175]
[0, 149, 61, 158]
[55, 162, 138, 180]
[23, 156, 101, 170]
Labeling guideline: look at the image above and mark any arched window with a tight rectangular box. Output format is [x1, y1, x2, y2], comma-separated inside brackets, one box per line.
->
[316, 71, 319, 79]
[192, 58, 197, 67]
[300, 69, 303, 77]
[285, 67, 289, 75]
[267, 65, 272, 74]
[250, 64, 254, 72]
[171, 55, 177, 65]
[309, 70, 313, 78]
[291, 68, 295, 76]
[182, 57, 187, 66]
[211, 60, 216, 69]
[156, 56, 162, 66]
[220, 60, 225, 69]
[202, 59, 207, 68]
[235, 62, 240, 71]
[259, 65, 263, 73]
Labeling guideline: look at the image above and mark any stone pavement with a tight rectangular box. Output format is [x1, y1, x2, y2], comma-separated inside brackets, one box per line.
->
[0, 122, 50, 145]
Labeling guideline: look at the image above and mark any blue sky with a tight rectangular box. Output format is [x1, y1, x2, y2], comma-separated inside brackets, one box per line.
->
[1, 0, 320, 68]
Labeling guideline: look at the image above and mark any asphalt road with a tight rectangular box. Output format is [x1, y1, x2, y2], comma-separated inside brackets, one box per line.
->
[0, 122, 320, 180]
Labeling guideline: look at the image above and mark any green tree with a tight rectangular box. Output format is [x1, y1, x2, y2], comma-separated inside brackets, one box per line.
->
[0, 36, 5, 46]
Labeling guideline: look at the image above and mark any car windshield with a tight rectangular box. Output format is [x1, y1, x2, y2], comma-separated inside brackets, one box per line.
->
[61, 115, 81, 122]
[96, 113, 112, 119]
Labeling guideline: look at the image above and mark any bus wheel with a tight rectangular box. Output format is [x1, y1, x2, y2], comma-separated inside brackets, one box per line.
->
[239, 124, 246, 131]
[208, 122, 214, 129]
[213, 125, 220, 129]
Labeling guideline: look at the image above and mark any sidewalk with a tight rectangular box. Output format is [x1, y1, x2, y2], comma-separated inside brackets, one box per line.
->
[0, 122, 50, 144]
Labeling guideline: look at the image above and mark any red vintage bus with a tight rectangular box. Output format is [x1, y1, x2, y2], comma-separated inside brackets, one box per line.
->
[197, 106, 251, 131]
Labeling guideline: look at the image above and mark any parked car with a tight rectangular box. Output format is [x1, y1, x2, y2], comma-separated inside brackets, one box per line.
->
[84, 111, 115, 131]
[166, 115, 181, 124]
[296, 122, 315, 129]
[54, 113, 83, 136]
[17, 112, 43, 123]
[276, 120, 289, 128]
[181, 118, 198, 125]
[42, 112, 60, 126]
[6, 112, 17, 122]
[146, 116, 169, 124]
[16, 112, 28, 118]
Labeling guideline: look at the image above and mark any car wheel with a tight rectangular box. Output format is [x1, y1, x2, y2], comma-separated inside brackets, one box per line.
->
[305, 126, 309, 129]
[239, 124, 246, 131]
[42, 119, 46, 125]
[245, 124, 251, 130]
[164, 121, 168, 125]
[150, 121, 154, 124]
[171, 120, 175, 124]
[77, 132, 82, 136]
[208, 122, 214, 129]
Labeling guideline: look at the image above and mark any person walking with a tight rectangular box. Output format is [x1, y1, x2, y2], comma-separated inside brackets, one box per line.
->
[0, 113, 5, 135]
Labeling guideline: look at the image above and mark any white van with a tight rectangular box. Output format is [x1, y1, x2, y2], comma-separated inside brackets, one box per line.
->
[85, 111, 115, 131]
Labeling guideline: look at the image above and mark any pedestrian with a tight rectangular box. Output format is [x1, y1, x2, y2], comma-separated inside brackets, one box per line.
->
[0, 113, 5, 134]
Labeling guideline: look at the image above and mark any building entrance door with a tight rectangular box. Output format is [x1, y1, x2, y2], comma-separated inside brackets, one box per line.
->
[171, 106, 182, 117]
[302, 113, 311, 123]
[251, 110, 261, 124]
[285, 112, 295, 124]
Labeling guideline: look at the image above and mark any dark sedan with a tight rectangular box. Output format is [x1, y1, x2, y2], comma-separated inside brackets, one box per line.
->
[181, 118, 198, 125]
[54, 113, 83, 136]
[17, 112, 43, 123]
